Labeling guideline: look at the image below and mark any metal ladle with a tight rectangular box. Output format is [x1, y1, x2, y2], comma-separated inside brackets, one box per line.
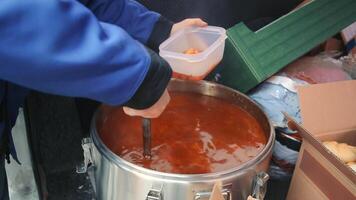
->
[142, 118, 152, 158]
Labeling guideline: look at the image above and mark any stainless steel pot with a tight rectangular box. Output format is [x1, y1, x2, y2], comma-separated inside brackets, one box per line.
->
[77, 79, 275, 200]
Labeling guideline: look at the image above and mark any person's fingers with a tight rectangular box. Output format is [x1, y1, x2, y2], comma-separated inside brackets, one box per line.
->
[188, 18, 208, 27]
[148, 90, 170, 118]
[123, 90, 171, 119]
[123, 107, 156, 118]
[171, 18, 208, 35]
[122, 106, 136, 116]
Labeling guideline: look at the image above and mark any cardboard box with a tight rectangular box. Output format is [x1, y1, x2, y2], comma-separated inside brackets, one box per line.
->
[287, 80, 356, 200]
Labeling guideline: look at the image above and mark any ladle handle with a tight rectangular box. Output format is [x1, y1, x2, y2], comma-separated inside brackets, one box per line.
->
[142, 118, 152, 157]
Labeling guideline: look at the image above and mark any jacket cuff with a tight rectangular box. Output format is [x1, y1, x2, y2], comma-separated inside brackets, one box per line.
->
[147, 16, 174, 52]
[123, 49, 172, 110]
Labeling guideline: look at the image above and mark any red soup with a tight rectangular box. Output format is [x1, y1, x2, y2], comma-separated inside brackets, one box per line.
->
[97, 92, 267, 174]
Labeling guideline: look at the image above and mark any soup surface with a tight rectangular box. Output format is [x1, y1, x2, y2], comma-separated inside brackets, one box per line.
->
[98, 92, 267, 174]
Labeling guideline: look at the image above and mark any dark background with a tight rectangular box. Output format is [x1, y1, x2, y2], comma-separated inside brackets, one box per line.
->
[138, 0, 301, 29]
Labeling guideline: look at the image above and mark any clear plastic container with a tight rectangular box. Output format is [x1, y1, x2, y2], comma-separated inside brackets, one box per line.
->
[159, 26, 227, 80]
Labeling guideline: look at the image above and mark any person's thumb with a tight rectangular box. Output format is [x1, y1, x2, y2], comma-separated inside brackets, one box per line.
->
[123, 106, 137, 117]
[188, 18, 208, 27]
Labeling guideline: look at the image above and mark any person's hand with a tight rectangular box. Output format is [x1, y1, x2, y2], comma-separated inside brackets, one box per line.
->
[171, 18, 208, 35]
[123, 89, 170, 118]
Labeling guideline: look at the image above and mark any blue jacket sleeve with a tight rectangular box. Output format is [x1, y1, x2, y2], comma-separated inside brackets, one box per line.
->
[0, 0, 153, 106]
[79, 0, 174, 51]
[79, 0, 159, 44]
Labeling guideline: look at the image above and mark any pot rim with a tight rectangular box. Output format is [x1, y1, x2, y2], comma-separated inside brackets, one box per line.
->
[90, 79, 275, 181]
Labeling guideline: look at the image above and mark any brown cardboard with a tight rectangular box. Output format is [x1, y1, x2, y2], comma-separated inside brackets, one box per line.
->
[298, 80, 356, 135]
[317, 130, 356, 145]
[287, 80, 356, 200]
[288, 141, 355, 200]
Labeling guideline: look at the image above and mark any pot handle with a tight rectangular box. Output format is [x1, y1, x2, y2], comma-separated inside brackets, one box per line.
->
[146, 189, 163, 200]
[76, 138, 97, 194]
[250, 172, 269, 200]
[146, 183, 163, 200]
[76, 138, 94, 174]
[194, 187, 232, 200]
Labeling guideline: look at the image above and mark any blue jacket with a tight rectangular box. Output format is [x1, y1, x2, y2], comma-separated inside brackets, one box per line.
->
[0, 0, 171, 162]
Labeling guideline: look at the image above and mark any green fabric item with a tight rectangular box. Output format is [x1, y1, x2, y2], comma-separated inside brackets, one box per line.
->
[217, 0, 356, 93]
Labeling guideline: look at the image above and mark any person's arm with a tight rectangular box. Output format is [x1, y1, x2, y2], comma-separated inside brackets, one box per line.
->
[79, 0, 173, 52]
[0, 0, 170, 110]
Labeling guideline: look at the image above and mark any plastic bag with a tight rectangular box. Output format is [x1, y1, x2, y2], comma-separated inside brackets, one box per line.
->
[340, 54, 356, 79]
[249, 75, 306, 130]
[283, 55, 351, 84]
[249, 53, 352, 180]
[250, 54, 352, 134]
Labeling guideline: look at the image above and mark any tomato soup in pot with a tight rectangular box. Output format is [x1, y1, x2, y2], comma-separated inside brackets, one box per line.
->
[97, 92, 267, 174]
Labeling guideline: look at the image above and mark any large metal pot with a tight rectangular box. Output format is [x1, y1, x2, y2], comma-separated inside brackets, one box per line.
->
[78, 79, 275, 200]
